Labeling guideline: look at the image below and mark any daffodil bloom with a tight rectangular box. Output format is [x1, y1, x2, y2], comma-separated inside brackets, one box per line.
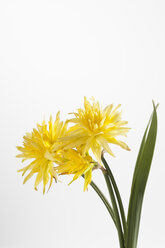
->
[17, 112, 68, 193]
[55, 97, 130, 163]
[56, 149, 96, 191]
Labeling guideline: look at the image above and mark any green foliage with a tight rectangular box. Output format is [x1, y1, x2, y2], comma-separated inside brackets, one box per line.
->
[126, 103, 158, 248]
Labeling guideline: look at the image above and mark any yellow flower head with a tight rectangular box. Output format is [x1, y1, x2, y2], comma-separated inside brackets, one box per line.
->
[56, 149, 95, 191]
[17, 112, 67, 193]
[58, 97, 130, 163]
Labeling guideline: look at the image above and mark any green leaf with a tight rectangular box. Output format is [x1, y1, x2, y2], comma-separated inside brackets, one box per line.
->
[126, 102, 158, 248]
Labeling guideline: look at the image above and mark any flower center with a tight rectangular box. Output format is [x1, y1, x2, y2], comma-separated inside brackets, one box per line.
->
[44, 150, 55, 161]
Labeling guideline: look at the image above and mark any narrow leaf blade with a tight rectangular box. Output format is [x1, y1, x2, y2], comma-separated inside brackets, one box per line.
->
[126, 103, 158, 248]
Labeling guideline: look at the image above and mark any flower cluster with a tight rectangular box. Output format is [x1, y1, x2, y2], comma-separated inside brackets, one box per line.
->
[17, 97, 130, 193]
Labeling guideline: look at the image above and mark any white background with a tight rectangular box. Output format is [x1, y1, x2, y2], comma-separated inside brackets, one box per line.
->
[0, 1, 165, 248]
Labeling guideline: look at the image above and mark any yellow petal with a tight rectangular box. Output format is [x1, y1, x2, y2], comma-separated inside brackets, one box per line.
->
[98, 137, 115, 157]
[91, 141, 102, 164]
[23, 170, 35, 184]
[34, 171, 43, 190]
[84, 168, 92, 191]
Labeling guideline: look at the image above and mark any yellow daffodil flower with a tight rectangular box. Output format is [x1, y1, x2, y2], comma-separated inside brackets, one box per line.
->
[56, 149, 95, 191]
[55, 97, 130, 163]
[17, 112, 68, 193]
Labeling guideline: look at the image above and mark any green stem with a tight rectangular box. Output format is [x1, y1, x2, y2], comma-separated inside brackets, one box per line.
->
[90, 180, 116, 225]
[82, 175, 116, 225]
[101, 155, 127, 241]
[103, 169, 125, 248]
